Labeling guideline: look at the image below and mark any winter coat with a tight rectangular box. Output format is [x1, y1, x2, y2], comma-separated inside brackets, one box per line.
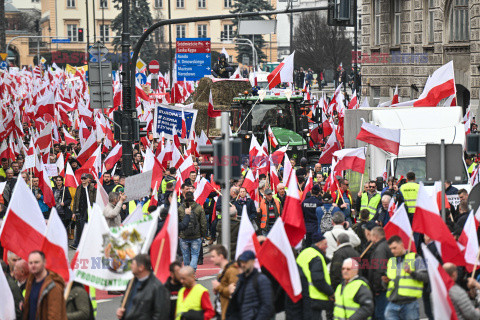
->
[302, 196, 323, 233]
[23, 271, 67, 320]
[53, 186, 73, 219]
[233, 197, 257, 221]
[367, 238, 393, 294]
[66, 283, 93, 320]
[121, 273, 170, 320]
[217, 217, 241, 261]
[324, 225, 361, 260]
[449, 284, 480, 320]
[226, 269, 274, 320]
[103, 200, 124, 227]
[178, 201, 207, 240]
[73, 184, 96, 215]
[216, 262, 240, 320]
[330, 243, 360, 290]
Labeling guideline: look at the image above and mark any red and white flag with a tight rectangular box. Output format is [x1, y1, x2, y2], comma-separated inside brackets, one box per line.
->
[36, 122, 52, 153]
[35, 161, 56, 208]
[281, 170, 306, 247]
[412, 183, 465, 265]
[56, 152, 65, 176]
[194, 178, 215, 205]
[391, 85, 399, 105]
[104, 144, 122, 171]
[301, 171, 313, 202]
[347, 90, 359, 110]
[236, 206, 260, 267]
[267, 51, 295, 89]
[267, 125, 279, 149]
[282, 153, 293, 186]
[0, 267, 15, 320]
[35, 90, 55, 118]
[269, 156, 280, 193]
[151, 192, 178, 283]
[318, 131, 341, 164]
[393, 61, 456, 107]
[422, 243, 458, 320]
[332, 147, 366, 174]
[65, 162, 79, 188]
[181, 109, 187, 140]
[242, 169, 258, 199]
[356, 119, 401, 155]
[384, 204, 416, 252]
[257, 219, 302, 302]
[76, 132, 98, 165]
[457, 211, 480, 272]
[178, 155, 195, 181]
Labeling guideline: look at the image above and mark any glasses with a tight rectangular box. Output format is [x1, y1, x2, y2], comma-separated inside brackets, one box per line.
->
[369, 186, 376, 188]
[81, 177, 87, 180]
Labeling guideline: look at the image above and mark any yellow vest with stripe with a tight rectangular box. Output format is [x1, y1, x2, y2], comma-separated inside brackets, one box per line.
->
[399, 182, 419, 216]
[112, 184, 123, 192]
[175, 284, 208, 320]
[334, 278, 371, 320]
[296, 247, 331, 301]
[468, 162, 478, 175]
[360, 193, 381, 220]
[90, 287, 97, 317]
[386, 252, 423, 299]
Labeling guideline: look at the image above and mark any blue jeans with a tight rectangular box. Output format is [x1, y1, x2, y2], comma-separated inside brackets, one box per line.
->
[179, 238, 202, 271]
[374, 292, 388, 320]
[384, 300, 419, 320]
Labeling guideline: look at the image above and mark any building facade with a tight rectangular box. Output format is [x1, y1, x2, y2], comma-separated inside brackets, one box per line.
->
[4, 0, 279, 67]
[361, 0, 478, 112]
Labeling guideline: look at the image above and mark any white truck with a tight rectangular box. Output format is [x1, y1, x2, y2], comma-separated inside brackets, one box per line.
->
[344, 106, 471, 194]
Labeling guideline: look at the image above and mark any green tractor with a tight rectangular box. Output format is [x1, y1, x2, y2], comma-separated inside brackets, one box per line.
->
[230, 93, 322, 163]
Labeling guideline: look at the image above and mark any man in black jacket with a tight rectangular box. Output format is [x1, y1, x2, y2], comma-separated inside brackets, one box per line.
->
[367, 226, 392, 320]
[212, 54, 234, 78]
[226, 250, 274, 320]
[302, 184, 323, 247]
[116, 254, 170, 320]
[52, 176, 72, 229]
[102, 172, 116, 195]
[330, 233, 359, 291]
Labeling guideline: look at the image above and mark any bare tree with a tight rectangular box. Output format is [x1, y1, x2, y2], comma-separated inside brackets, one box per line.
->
[292, 13, 352, 73]
[0, 0, 6, 53]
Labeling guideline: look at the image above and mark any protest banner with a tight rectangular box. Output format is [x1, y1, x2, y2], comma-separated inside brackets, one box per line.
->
[124, 171, 153, 202]
[153, 104, 198, 143]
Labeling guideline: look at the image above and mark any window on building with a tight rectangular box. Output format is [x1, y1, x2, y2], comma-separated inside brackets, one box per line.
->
[372, 86, 381, 106]
[100, 25, 110, 42]
[393, 0, 401, 45]
[176, 25, 186, 39]
[155, 28, 164, 43]
[100, 0, 107, 8]
[155, 0, 162, 7]
[67, 0, 76, 8]
[450, 0, 469, 41]
[198, 0, 206, 8]
[176, 0, 184, 8]
[428, 0, 435, 43]
[67, 24, 78, 41]
[197, 25, 207, 38]
[222, 24, 233, 41]
[374, 0, 381, 45]
[224, 0, 232, 7]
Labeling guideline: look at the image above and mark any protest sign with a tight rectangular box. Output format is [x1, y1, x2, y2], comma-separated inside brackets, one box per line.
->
[24, 155, 35, 170]
[44, 164, 58, 177]
[153, 104, 197, 142]
[124, 171, 153, 202]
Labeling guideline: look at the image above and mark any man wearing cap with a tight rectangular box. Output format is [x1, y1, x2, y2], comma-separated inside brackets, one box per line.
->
[71, 173, 96, 249]
[296, 232, 335, 319]
[226, 251, 274, 320]
[302, 184, 323, 247]
[259, 189, 281, 236]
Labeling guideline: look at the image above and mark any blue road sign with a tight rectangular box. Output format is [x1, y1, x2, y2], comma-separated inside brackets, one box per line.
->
[175, 53, 211, 66]
[136, 73, 147, 85]
[0, 61, 8, 69]
[52, 38, 71, 44]
[176, 65, 211, 81]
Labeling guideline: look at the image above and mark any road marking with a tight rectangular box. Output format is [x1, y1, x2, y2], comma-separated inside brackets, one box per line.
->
[198, 275, 217, 281]
[97, 299, 113, 304]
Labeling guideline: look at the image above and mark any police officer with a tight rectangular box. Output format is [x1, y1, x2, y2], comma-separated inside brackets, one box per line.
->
[333, 258, 374, 320]
[383, 235, 428, 319]
[296, 232, 334, 320]
[399, 172, 419, 220]
[358, 180, 381, 220]
[302, 184, 323, 247]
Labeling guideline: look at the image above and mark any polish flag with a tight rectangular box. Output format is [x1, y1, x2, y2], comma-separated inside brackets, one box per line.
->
[95, 179, 110, 211]
[62, 128, 78, 145]
[135, 81, 150, 101]
[384, 204, 416, 253]
[301, 171, 313, 202]
[271, 145, 288, 166]
[391, 85, 399, 105]
[465, 117, 471, 135]
[0, 177, 47, 264]
[388, 197, 397, 217]
[76, 132, 98, 165]
[181, 109, 187, 140]
[457, 211, 480, 272]
[35, 90, 55, 118]
[257, 219, 302, 302]
[412, 183, 465, 265]
[268, 125, 279, 149]
[356, 119, 401, 155]
[198, 130, 211, 146]
[41, 208, 71, 282]
[422, 243, 459, 320]
[318, 132, 341, 164]
[171, 146, 184, 169]
[104, 144, 122, 171]
[194, 178, 215, 205]
[332, 147, 366, 174]
[282, 153, 293, 186]
[249, 135, 261, 168]
[393, 61, 456, 107]
[56, 152, 65, 176]
[64, 162, 79, 188]
[267, 51, 295, 89]
[433, 181, 451, 212]
[242, 169, 258, 200]
[208, 90, 221, 118]
[158, 140, 173, 168]
[35, 161, 56, 208]
[172, 126, 181, 150]
[281, 170, 306, 247]
[269, 156, 280, 193]
[151, 192, 178, 283]
[178, 155, 195, 181]
[261, 133, 268, 156]
[150, 183, 159, 207]
[0, 267, 15, 320]
[143, 148, 164, 190]
[347, 90, 358, 109]
[236, 206, 260, 268]
[36, 122, 52, 152]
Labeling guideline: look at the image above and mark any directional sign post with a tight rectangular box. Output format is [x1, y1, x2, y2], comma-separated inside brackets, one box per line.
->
[52, 39, 71, 44]
[176, 38, 211, 81]
[88, 41, 114, 109]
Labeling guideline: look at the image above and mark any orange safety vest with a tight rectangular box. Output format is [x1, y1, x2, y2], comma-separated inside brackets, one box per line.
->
[260, 198, 281, 229]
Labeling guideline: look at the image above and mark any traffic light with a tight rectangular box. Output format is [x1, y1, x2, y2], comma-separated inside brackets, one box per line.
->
[327, 0, 356, 27]
[78, 28, 84, 42]
[113, 110, 122, 140]
[132, 118, 147, 142]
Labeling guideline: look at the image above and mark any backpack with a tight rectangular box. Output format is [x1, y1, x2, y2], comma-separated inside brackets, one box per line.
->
[183, 204, 200, 237]
[320, 206, 335, 234]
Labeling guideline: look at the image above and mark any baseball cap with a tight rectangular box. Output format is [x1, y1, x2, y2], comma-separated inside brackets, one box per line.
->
[264, 189, 273, 195]
[311, 232, 325, 243]
[237, 250, 256, 262]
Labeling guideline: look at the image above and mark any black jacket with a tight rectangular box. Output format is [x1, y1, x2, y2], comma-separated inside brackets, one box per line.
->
[53, 185, 73, 219]
[308, 246, 334, 310]
[226, 268, 274, 320]
[330, 244, 360, 290]
[217, 217, 241, 261]
[103, 181, 116, 195]
[122, 273, 170, 320]
[367, 238, 393, 294]
[234, 197, 257, 221]
[302, 196, 323, 233]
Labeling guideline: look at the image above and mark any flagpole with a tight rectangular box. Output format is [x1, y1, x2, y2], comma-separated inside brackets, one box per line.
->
[121, 278, 135, 309]
[407, 231, 413, 253]
[64, 281, 73, 300]
[360, 241, 373, 259]
[153, 238, 165, 277]
[471, 250, 480, 278]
